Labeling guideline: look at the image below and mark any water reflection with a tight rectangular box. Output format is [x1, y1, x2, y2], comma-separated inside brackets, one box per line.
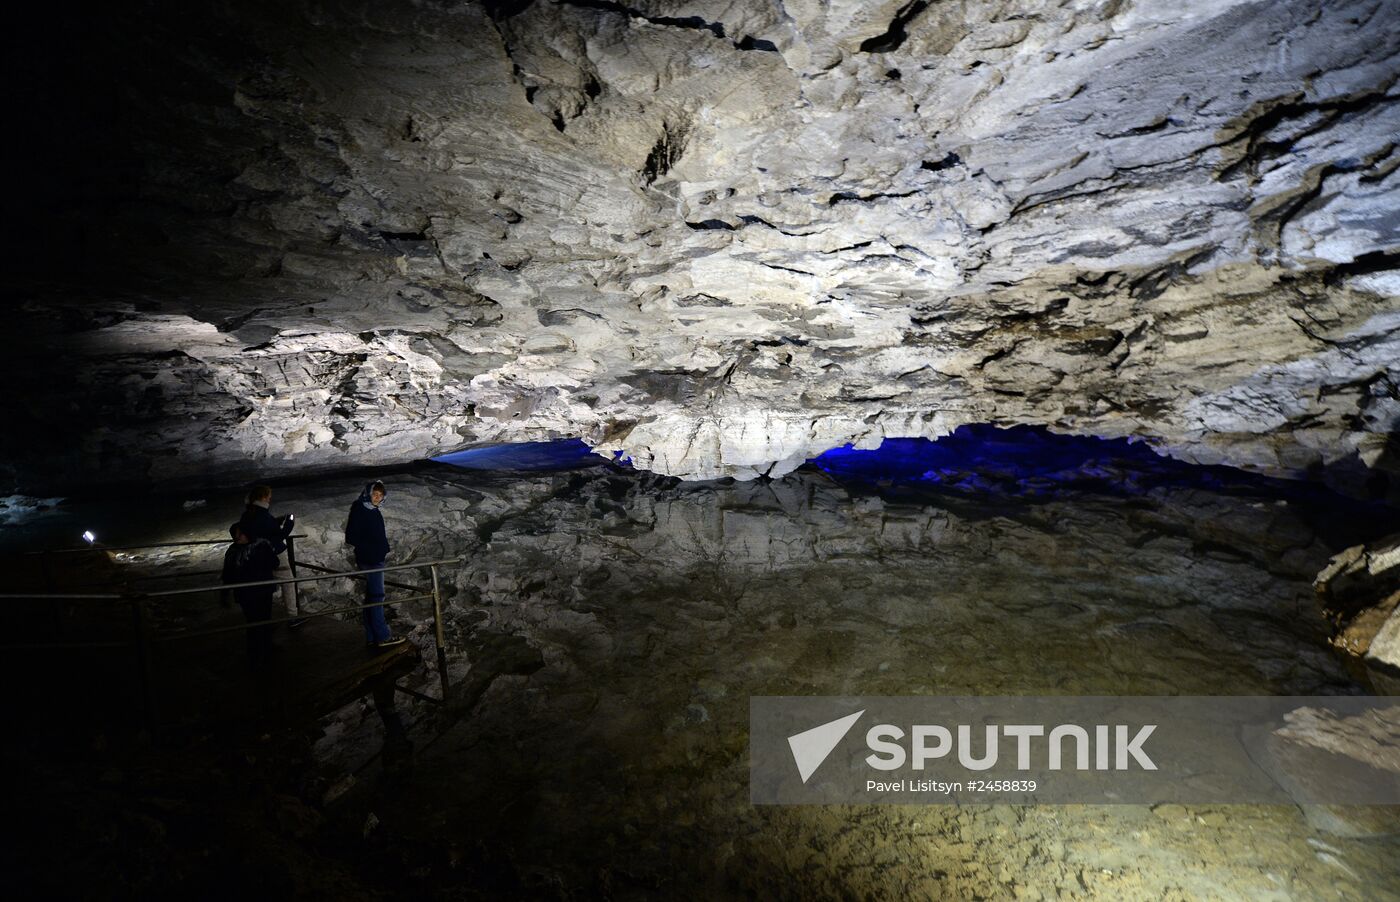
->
[349, 459, 1398, 897]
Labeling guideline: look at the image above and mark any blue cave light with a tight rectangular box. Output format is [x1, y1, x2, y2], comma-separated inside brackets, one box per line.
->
[811, 424, 1283, 499]
[811, 425, 1398, 547]
[433, 439, 604, 471]
[813, 426, 1171, 488]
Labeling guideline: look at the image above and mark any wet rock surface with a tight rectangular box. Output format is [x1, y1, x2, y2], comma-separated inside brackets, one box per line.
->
[7, 0, 1400, 492]
[9, 460, 1398, 898]
[1264, 705, 1400, 840]
[1316, 531, 1400, 689]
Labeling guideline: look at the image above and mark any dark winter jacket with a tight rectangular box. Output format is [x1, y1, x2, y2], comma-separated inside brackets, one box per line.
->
[222, 538, 279, 605]
[239, 503, 293, 555]
[345, 483, 390, 565]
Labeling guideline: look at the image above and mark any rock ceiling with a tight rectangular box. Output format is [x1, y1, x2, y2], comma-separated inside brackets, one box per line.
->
[7, 0, 1399, 492]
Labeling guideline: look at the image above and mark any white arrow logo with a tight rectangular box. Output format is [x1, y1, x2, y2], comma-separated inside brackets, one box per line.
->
[787, 710, 865, 783]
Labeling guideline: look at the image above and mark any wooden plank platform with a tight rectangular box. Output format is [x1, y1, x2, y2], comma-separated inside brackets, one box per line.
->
[150, 613, 420, 729]
[7, 595, 422, 735]
[6, 546, 434, 736]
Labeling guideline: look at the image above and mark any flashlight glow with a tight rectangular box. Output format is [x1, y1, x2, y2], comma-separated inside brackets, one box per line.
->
[82, 530, 96, 545]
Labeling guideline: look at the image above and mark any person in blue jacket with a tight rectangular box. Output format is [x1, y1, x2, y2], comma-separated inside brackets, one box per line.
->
[345, 480, 407, 648]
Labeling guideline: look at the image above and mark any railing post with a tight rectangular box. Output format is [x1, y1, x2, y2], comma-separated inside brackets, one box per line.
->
[41, 549, 56, 592]
[285, 534, 302, 617]
[130, 594, 156, 726]
[430, 564, 449, 697]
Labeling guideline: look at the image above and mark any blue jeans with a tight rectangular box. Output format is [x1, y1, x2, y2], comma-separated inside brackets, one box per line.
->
[360, 560, 390, 643]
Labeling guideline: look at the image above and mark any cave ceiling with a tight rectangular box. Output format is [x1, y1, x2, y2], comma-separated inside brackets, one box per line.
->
[6, 0, 1399, 492]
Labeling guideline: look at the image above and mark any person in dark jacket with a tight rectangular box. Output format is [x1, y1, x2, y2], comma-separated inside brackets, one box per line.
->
[345, 480, 406, 648]
[239, 485, 298, 618]
[222, 522, 280, 662]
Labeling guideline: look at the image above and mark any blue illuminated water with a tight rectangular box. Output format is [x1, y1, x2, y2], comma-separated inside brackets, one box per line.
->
[432, 439, 606, 471]
[427, 426, 1396, 541]
[433, 427, 1364, 501]
[814, 425, 1235, 493]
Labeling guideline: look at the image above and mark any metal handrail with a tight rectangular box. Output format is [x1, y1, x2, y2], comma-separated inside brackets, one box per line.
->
[4, 592, 125, 600]
[296, 559, 424, 593]
[27, 567, 229, 592]
[0, 558, 463, 601]
[5, 554, 463, 721]
[25, 534, 310, 554]
[149, 558, 462, 597]
[150, 594, 438, 642]
[6, 639, 134, 650]
[129, 568, 228, 581]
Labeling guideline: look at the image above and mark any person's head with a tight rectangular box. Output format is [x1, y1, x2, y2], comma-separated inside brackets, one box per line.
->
[248, 485, 273, 506]
[229, 522, 249, 543]
[369, 480, 386, 507]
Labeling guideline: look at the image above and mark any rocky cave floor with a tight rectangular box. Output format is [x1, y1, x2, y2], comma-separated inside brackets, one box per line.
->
[6, 454, 1400, 900]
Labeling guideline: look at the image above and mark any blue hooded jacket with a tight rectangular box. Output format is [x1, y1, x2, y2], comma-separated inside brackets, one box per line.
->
[345, 482, 390, 564]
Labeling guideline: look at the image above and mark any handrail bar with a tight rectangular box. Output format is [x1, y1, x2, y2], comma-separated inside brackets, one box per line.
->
[151, 594, 437, 642]
[0, 594, 437, 649]
[0, 557, 463, 601]
[3, 592, 126, 600]
[296, 559, 424, 593]
[3, 554, 462, 722]
[23, 534, 309, 555]
[144, 558, 462, 598]
[45, 568, 229, 591]
[127, 568, 229, 581]
[0, 639, 134, 650]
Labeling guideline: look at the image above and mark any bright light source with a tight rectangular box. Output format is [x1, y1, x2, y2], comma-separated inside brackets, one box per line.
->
[82, 530, 96, 545]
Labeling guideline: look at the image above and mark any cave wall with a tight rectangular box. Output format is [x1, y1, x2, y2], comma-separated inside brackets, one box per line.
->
[6, 0, 1399, 493]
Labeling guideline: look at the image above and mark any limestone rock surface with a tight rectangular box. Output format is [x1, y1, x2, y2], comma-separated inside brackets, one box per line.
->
[1315, 531, 1400, 686]
[15, 461, 1396, 896]
[1266, 704, 1400, 838]
[7, 0, 1400, 491]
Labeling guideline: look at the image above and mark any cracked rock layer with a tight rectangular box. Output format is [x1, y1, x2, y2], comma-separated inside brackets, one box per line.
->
[6, 0, 1400, 492]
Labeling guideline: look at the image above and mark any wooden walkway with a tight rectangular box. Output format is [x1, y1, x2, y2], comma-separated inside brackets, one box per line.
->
[151, 613, 420, 728]
[4, 544, 451, 736]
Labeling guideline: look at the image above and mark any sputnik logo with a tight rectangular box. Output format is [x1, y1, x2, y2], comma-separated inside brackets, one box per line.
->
[787, 710, 865, 783]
